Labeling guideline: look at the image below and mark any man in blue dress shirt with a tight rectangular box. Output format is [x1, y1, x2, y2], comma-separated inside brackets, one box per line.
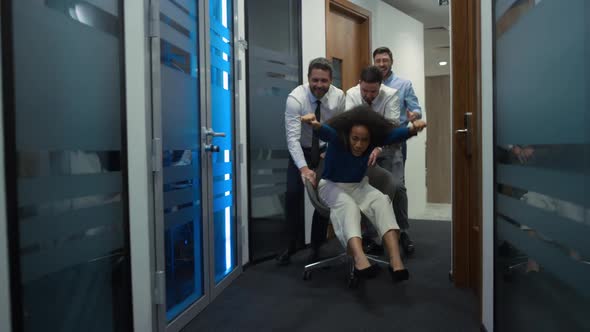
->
[372, 46, 423, 255]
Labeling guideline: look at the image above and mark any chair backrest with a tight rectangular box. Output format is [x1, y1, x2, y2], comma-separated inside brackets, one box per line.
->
[304, 159, 330, 218]
[304, 179, 330, 218]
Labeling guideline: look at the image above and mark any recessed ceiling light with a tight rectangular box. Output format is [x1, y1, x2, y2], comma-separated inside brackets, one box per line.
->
[439, 61, 448, 66]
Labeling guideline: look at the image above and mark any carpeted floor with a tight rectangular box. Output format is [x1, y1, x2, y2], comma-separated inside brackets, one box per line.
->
[183, 219, 479, 332]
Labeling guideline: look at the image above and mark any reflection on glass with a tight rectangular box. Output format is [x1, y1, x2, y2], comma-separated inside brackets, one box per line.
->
[158, 0, 203, 321]
[332, 58, 343, 89]
[246, 0, 301, 261]
[12, 1, 131, 331]
[493, 1, 590, 331]
[210, 0, 236, 282]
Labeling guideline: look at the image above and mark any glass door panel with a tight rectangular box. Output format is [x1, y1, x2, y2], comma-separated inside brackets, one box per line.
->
[245, 0, 301, 261]
[208, 0, 236, 283]
[157, 0, 204, 322]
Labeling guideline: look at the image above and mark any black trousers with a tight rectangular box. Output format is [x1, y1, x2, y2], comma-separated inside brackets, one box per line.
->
[285, 148, 328, 253]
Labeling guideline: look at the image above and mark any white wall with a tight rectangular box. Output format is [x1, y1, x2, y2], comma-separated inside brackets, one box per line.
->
[0, 11, 13, 331]
[301, 0, 327, 83]
[301, 0, 327, 243]
[124, 1, 155, 331]
[480, 0, 494, 330]
[351, 0, 427, 218]
[236, 0, 249, 264]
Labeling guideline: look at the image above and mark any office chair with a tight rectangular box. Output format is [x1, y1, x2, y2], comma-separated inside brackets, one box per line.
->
[302, 164, 393, 288]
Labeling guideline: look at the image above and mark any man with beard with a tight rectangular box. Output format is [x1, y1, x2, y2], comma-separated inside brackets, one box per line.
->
[345, 65, 401, 253]
[372, 47, 423, 255]
[277, 58, 346, 265]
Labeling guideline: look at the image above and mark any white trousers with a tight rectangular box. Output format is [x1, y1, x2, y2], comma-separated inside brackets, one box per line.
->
[318, 177, 400, 248]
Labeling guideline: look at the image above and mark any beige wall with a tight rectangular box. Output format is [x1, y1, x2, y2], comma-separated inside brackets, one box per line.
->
[425, 75, 451, 204]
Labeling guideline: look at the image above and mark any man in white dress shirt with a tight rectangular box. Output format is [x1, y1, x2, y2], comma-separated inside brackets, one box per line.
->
[277, 58, 346, 265]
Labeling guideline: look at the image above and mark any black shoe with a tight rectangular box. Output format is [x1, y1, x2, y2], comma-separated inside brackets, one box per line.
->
[353, 264, 380, 279]
[276, 250, 292, 266]
[388, 266, 410, 283]
[400, 232, 415, 255]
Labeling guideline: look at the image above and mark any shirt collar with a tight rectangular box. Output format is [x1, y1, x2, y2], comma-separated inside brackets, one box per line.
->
[384, 71, 397, 85]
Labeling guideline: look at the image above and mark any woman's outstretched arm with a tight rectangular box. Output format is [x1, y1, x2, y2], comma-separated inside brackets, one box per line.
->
[384, 120, 427, 145]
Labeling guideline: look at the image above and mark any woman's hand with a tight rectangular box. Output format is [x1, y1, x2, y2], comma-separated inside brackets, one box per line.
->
[410, 120, 427, 134]
[301, 114, 321, 128]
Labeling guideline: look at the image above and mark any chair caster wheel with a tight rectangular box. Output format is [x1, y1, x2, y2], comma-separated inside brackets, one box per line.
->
[303, 270, 312, 281]
[348, 276, 359, 289]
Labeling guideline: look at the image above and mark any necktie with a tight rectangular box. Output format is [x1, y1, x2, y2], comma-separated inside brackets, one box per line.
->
[310, 100, 321, 169]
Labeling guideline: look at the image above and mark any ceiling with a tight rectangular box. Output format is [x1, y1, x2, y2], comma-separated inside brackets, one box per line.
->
[382, 0, 451, 76]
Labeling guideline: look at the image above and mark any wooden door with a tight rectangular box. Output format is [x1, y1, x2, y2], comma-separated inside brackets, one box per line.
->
[451, 0, 482, 314]
[425, 75, 452, 204]
[325, 0, 371, 92]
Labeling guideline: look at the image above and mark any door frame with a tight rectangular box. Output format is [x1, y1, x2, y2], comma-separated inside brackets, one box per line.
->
[450, 0, 483, 318]
[0, 6, 13, 331]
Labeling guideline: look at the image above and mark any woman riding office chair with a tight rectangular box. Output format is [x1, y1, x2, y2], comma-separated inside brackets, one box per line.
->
[302, 161, 398, 288]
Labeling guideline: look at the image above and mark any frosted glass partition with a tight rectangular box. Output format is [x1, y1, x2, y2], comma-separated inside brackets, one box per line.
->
[493, 0, 590, 330]
[10, 1, 131, 331]
[246, 0, 301, 261]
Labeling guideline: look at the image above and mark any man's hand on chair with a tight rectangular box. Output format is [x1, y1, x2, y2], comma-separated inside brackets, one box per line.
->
[300, 166, 317, 187]
[368, 147, 382, 166]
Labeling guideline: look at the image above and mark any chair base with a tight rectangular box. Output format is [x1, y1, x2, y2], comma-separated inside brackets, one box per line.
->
[302, 252, 389, 288]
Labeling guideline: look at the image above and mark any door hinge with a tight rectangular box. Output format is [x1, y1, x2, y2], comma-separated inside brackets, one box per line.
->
[149, 1, 160, 38]
[154, 270, 166, 304]
[152, 137, 162, 172]
[237, 38, 248, 50]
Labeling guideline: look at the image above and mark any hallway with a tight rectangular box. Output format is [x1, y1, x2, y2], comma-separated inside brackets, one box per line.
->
[184, 219, 479, 331]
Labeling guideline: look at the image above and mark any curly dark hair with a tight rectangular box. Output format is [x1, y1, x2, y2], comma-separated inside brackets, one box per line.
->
[326, 105, 397, 151]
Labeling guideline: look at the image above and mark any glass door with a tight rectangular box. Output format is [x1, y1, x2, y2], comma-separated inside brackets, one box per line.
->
[493, 0, 590, 330]
[151, 0, 208, 330]
[150, 0, 240, 329]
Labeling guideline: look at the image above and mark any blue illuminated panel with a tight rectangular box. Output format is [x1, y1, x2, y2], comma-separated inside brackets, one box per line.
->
[209, 0, 236, 283]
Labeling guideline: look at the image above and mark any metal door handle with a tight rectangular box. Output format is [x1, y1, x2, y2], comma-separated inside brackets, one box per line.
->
[456, 112, 472, 157]
[203, 127, 226, 138]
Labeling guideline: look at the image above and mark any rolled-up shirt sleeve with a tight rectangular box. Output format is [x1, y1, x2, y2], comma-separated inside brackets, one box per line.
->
[385, 92, 401, 126]
[285, 96, 307, 169]
[405, 83, 422, 118]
